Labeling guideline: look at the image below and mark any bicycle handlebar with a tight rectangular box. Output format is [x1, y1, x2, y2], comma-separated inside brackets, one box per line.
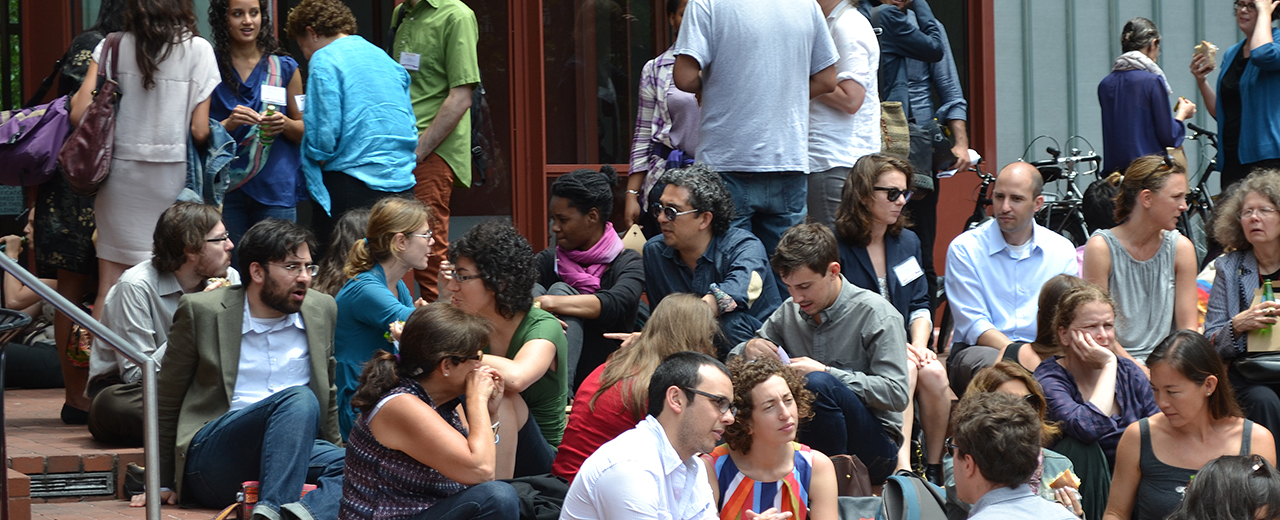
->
[1028, 152, 1101, 168]
[1187, 122, 1219, 147]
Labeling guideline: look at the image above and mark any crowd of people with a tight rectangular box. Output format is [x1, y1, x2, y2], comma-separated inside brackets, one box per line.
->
[8, 0, 1280, 519]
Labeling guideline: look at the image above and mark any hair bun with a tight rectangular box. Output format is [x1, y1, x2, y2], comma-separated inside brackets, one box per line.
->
[599, 164, 619, 186]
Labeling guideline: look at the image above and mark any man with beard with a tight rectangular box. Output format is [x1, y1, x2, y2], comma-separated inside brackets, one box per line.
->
[561, 351, 737, 520]
[89, 202, 239, 446]
[147, 219, 344, 520]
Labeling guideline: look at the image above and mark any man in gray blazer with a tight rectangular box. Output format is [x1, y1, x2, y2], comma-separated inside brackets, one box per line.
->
[150, 219, 344, 520]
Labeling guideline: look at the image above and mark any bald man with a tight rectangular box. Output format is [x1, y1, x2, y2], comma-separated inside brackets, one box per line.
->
[943, 163, 1078, 394]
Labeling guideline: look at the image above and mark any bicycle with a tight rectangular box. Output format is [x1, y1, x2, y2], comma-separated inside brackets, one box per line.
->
[1024, 138, 1102, 247]
[1180, 122, 1220, 268]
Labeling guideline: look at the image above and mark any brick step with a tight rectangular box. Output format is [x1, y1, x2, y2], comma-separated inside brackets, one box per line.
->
[32, 498, 221, 519]
[9, 468, 30, 520]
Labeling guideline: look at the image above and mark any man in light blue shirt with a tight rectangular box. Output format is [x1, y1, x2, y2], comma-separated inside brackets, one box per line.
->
[944, 163, 1077, 393]
[952, 392, 1078, 520]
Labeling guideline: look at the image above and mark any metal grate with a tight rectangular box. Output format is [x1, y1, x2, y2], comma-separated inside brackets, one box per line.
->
[28, 472, 115, 498]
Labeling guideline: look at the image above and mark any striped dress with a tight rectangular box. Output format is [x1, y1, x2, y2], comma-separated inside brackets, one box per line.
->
[710, 442, 814, 520]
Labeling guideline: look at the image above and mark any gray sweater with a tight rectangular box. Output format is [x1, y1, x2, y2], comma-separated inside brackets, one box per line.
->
[731, 276, 910, 444]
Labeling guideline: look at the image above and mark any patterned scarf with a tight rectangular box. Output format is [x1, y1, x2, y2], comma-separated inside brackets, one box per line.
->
[1113, 50, 1172, 95]
[555, 222, 625, 294]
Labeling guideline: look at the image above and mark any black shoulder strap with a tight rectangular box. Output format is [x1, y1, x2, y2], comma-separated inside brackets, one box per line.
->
[385, 3, 412, 54]
[24, 58, 64, 108]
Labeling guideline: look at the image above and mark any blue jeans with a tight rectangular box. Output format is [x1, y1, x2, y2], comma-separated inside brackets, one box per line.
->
[223, 189, 297, 267]
[414, 481, 520, 520]
[721, 172, 806, 293]
[514, 412, 556, 478]
[183, 386, 345, 520]
[799, 371, 899, 485]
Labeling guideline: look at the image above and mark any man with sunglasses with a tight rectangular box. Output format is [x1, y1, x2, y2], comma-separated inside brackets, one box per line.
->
[146, 219, 346, 520]
[89, 202, 240, 446]
[563, 351, 742, 520]
[951, 391, 1077, 520]
[944, 163, 1078, 394]
[642, 165, 782, 353]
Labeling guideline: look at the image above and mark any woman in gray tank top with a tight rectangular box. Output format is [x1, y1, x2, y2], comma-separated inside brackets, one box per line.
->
[1082, 154, 1200, 364]
[1104, 331, 1276, 520]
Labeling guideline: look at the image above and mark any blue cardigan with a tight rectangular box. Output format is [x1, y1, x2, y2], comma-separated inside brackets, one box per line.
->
[838, 229, 930, 333]
[1218, 29, 1280, 166]
[1098, 69, 1185, 174]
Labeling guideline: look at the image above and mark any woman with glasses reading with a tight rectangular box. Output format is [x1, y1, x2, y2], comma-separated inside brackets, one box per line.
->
[1104, 330, 1275, 520]
[1204, 170, 1280, 435]
[1190, 0, 1280, 190]
[834, 153, 952, 485]
[439, 220, 567, 479]
[340, 303, 519, 520]
[334, 197, 433, 439]
[1082, 154, 1199, 365]
[704, 357, 838, 520]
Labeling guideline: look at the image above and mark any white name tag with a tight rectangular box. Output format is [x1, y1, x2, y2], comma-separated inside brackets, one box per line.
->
[893, 256, 924, 286]
[294, 94, 306, 113]
[261, 84, 287, 106]
[399, 51, 421, 71]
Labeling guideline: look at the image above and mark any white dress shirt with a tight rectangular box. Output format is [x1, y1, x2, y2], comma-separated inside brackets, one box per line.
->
[230, 296, 311, 411]
[560, 415, 718, 520]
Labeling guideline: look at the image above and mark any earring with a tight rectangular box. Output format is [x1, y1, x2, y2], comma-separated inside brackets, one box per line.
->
[444, 371, 450, 377]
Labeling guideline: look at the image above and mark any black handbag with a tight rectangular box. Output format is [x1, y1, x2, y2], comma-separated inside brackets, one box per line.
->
[1231, 275, 1280, 383]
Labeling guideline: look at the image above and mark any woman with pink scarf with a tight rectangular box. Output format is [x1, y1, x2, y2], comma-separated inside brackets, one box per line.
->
[535, 166, 645, 391]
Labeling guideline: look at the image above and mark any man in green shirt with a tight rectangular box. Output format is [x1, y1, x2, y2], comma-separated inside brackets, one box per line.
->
[390, 0, 480, 301]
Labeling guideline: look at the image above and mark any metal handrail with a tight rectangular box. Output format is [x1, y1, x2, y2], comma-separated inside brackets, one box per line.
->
[0, 255, 161, 520]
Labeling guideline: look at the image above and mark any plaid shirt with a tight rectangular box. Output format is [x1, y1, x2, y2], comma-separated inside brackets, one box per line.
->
[629, 49, 678, 210]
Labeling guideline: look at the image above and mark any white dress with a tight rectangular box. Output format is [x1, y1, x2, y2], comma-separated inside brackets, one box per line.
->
[91, 32, 219, 265]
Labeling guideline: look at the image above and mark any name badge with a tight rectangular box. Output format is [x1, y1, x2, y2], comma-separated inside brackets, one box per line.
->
[399, 51, 421, 71]
[260, 85, 287, 106]
[893, 256, 924, 286]
[294, 94, 306, 113]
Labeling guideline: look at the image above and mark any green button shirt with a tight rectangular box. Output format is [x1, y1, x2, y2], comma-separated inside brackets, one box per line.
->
[391, 0, 481, 186]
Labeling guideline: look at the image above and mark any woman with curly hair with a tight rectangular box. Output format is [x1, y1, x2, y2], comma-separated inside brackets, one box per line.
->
[1205, 169, 1280, 434]
[535, 166, 644, 389]
[441, 220, 567, 479]
[334, 197, 432, 439]
[551, 294, 717, 480]
[834, 153, 950, 484]
[1082, 154, 1199, 364]
[285, 0, 416, 250]
[704, 357, 838, 520]
[208, 0, 305, 253]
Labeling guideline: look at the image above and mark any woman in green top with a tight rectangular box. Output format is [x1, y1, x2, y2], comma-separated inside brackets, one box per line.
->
[440, 220, 567, 479]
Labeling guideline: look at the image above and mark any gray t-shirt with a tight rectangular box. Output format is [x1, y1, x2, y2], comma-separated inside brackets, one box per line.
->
[674, 0, 838, 173]
[1096, 228, 1178, 362]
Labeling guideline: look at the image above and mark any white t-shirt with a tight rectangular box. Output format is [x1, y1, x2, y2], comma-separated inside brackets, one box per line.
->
[809, 2, 880, 172]
[674, 0, 838, 173]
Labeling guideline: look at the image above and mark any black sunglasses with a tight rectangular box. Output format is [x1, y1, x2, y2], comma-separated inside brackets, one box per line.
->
[874, 186, 913, 203]
[652, 203, 700, 223]
[447, 351, 484, 364]
[945, 436, 961, 456]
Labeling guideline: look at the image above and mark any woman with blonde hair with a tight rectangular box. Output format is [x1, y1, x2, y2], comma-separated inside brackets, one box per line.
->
[551, 293, 718, 480]
[1082, 154, 1199, 364]
[835, 153, 951, 484]
[334, 196, 433, 439]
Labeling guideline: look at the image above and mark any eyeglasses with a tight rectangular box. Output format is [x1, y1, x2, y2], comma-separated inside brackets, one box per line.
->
[446, 350, 484, 364]
[410, 230, 434, 241]
[873, 186, 913, 203]
[1239, 207, 1278, 220]
[652, 203, 700, 222]
[205, 233, 231, 243]
[684, 387, 737, 416]
[1158, 154, 1178, 171]
[1236, 1, 1257, 13]
[269, 262, 319, 277]
[945, 436, 961, 456]
[1023, 393, 1044, 414]
[443, 269, 483, 283]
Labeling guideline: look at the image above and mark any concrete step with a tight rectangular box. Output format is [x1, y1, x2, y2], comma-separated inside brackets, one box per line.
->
[31, 498, 220, 519]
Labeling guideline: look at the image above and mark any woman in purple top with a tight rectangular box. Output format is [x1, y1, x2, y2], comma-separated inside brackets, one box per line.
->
[1097, 17, 1195, 175]
[1034, 284, 1159, 466]
[340, 304, 518, 520]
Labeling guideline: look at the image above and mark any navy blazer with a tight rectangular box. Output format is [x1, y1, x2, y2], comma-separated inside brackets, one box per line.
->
[839, 229, 930, 332]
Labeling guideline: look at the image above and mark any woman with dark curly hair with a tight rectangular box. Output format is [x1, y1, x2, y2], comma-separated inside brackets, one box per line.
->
[285, 0, 416, 250]
[1205, 169, 1280, 434]
[535, 166, 644, 389]
[704, 357, 837, 520]
[835, 153, 950, 484]
[440, 220, 567, 479]
[208, 0, 306, 254]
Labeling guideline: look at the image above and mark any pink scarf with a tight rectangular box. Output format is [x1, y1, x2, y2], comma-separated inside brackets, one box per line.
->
[556, 222, 625, 294]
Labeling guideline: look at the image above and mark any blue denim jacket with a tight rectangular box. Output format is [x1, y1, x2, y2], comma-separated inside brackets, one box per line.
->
[860, 0, 945, 122]
[181, 118, 235, 205]
[642, 227, 782, 324]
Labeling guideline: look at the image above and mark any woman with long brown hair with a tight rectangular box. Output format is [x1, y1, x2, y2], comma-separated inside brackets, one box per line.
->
[551, 293, 718, 480]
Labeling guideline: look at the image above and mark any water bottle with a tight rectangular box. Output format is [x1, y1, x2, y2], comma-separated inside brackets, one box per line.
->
[260, 104, 277, 145]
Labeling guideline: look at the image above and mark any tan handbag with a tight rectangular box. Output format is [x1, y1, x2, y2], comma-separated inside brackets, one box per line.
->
[881, 101, 910, 159]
